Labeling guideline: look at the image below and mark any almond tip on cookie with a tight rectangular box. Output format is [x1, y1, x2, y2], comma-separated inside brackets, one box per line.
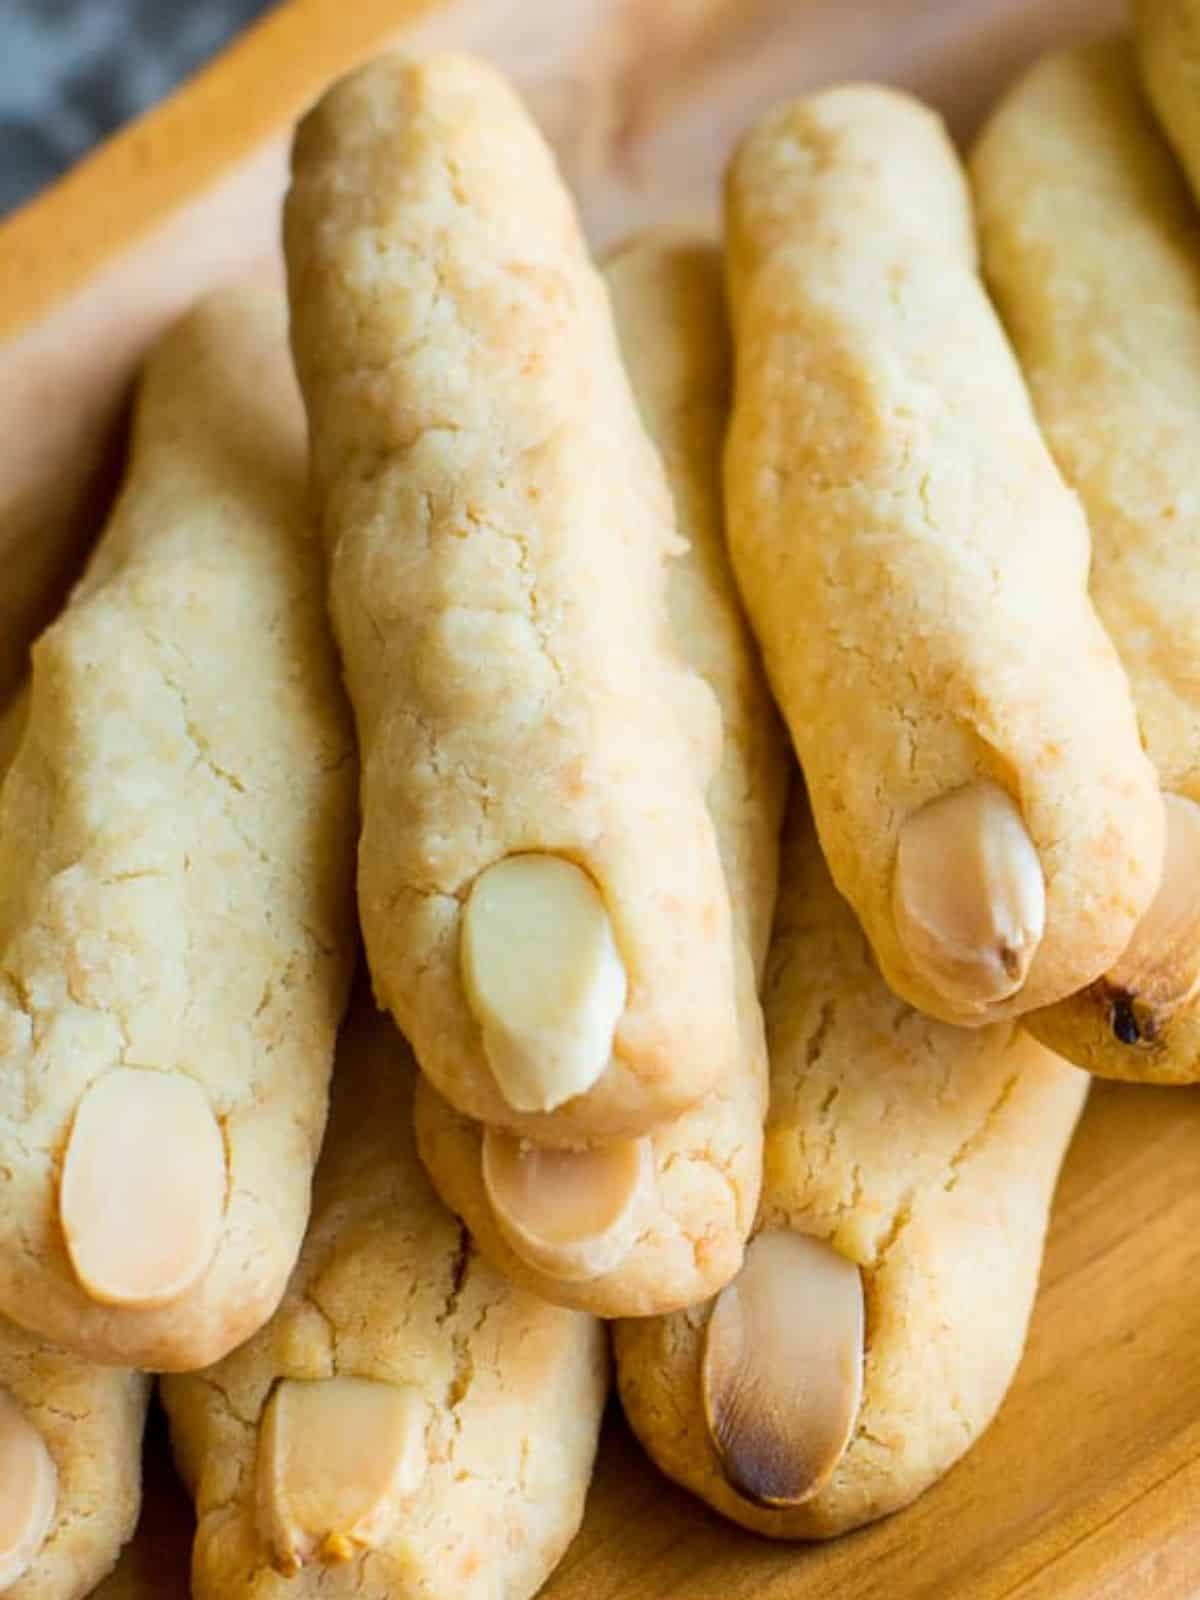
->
[462, 853, 627, 1113]
[482, 1125, 651, 1281]
[1099, 793, 1200, 1044]
[59, 1067, 226, 1309]
[0, 1388, 57, 1592]
[893, 778, 1045, 1011]
[701, 1231, 864, 1509]
[257, 1377, 427, 1573]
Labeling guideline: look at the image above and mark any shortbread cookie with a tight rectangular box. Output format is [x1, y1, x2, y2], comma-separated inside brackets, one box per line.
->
[1136, 0, 1200, 203]
[0, 695, 150, 1600]
[724, 85, 1163, 1028]
[415, 231, 787, 1316]
[973, 41, 1200, 1080]
[0, 1329, 147, 1600]
[615, 797, 1087, 1537]
[285, 52, 740, 1143]
[0, 286, 357, 1369]
[161, 999, 608, 1600]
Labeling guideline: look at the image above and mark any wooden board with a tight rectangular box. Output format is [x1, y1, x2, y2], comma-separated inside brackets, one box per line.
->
[2, 0, 1192, 1596]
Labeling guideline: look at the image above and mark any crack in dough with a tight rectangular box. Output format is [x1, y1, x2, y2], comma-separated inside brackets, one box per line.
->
[0, 287, 356, 1370]
[615, 798, 1087, 1539]
[162, 1002, 607, 1600]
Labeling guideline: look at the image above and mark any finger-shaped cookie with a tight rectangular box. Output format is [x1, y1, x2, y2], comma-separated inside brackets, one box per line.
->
[161, 998, 608, 1600]
[1136, 0, 1200, 202]
[0, 286, 357, 1369]
[615, 797, 1087, 1537]
[972, 41, 1200, 1080]
[415, 230, 788, 1315]
[723, 86, 1163, 1028]
[284, 52, 739, 1143]
[0, 694, 151, 1600]
[0, 1329, 148, 1600]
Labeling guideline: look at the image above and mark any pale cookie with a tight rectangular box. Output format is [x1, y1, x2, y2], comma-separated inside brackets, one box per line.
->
[974, 40, 1200, 1080]
[161, 999, 608, 1600]
[0, 692, 150, 1600]
[0, 286, 357, 1369]
[724, 85, 1163, 1027]
[285, 52, 741, 1142]
[0, 1329, 148, 1600]
[1136, 0, 1200, 204]
[415, 230, 787, 1315]
[615, 798, 1087, 1537]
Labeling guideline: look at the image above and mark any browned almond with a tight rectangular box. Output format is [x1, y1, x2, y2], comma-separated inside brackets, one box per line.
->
[702, 1230, 864, 1508]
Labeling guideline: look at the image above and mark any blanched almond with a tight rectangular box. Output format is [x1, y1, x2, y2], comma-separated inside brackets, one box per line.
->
[1102, 792, 1200, 1045]
[257, 1376, 426, 1575]
[461, 854, 627, 1112]
[894, 778, 1045, 1011]
[0, 1388, 56, 1591]
[481, 1126, 651, 1282]
[702, 1231, 864, 1507]
[59, 1068, 226, 1308]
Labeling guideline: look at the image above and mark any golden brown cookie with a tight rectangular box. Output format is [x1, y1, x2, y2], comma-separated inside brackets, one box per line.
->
[1136, 0, 1200, 203]
[973, 39, 1200, 1081]
[161, 999, 607, 1600]
[285, 52, 742, 1144]
[0, 286, 357, 1369]
[615, 797, 1087, 1537]
[415, 229, 787, 1315]
[0, 1331, 147, 1600]
[723, 84, 1163, 1028]
[0, 691, 28, 777]
[0, 690, 150, 1600]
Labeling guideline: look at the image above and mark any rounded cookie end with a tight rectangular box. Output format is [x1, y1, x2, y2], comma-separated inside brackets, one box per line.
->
[1101, 792, 1200, 1044]
[0, 1388, 57, 1592]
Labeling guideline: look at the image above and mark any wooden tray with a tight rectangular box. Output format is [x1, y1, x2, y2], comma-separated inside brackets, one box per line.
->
[3, 1, 1191, 1596]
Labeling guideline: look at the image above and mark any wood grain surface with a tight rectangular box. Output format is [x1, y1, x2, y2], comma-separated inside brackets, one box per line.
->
[4, 0, 1188, 1596]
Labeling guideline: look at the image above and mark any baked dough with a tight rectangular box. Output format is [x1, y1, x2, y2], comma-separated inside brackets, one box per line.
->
[284, 52, 740, 1143]
[974, 39, 1200, 1080]
[0, 692, 150, 1600]
[723, 84, 1163, 1027]
[415, 230, 787, 1316]
[0, 692, 28, 778]
[615, 797, 1087, 1537]
[0, 286, 357, 1369]
[0, 1329, 147, 1600]
[1136, 0, 1200, 204]
[161, 998, 608, 1600]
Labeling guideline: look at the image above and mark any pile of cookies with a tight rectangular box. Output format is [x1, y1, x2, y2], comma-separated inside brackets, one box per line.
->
[4, 0, 1200, 1594]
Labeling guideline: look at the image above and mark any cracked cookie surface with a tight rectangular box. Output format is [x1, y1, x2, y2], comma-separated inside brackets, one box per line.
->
[0, 1326, 147, 1600]
[285, 51, 739, 1143]
[415, 230, 787, 1316]
[723, 84, 1162, 1027]
[162, 998, 608, 1600]
[973, 40, 1200, 1081]
[0, 692, 149, 1600]
[615, 798, 1087, 1537]
[0, 286, 357, 1369]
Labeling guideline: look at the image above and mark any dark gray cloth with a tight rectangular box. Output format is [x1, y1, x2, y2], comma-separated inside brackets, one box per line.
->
[1, 0, 277, 214]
